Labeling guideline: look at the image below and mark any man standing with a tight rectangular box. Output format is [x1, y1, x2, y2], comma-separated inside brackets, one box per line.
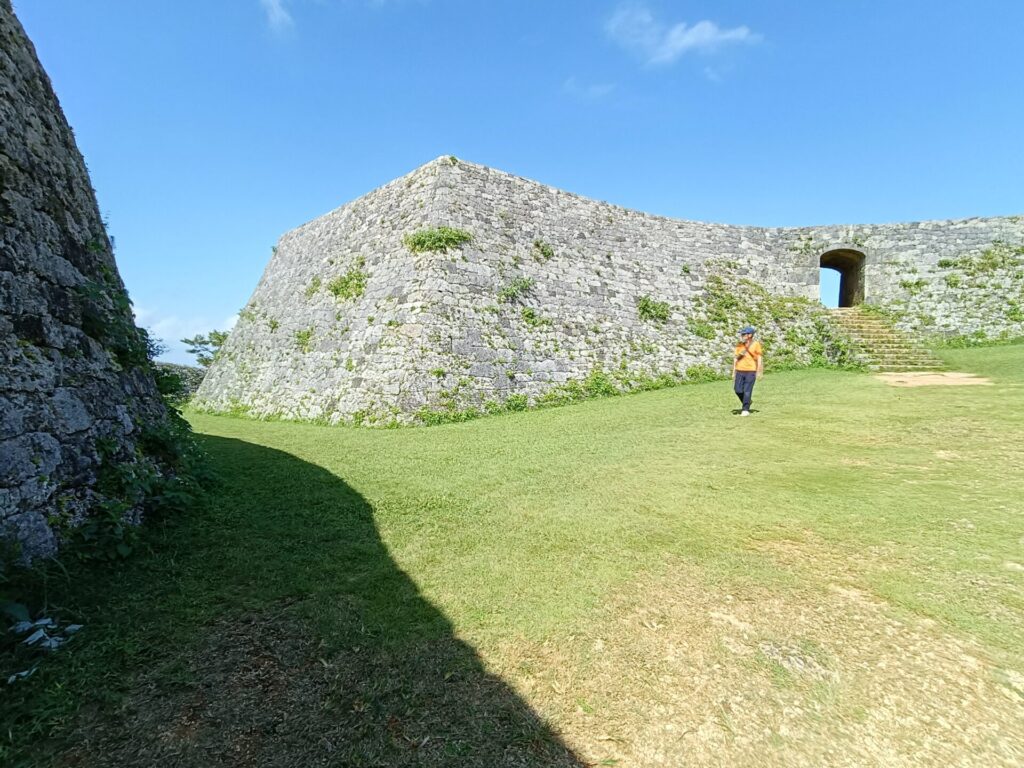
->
[733, 325, 763, 416]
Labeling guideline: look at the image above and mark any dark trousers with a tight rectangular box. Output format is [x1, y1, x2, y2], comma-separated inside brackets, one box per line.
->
[734, 371, 756, 411]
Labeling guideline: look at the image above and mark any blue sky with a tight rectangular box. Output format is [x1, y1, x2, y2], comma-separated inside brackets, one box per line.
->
[16, 1, 1024, 363]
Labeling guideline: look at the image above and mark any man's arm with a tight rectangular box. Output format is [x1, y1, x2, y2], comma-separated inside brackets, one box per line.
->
[756, 348, 764, 379]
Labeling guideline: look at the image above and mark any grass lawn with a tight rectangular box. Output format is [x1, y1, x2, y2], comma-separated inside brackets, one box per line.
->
[3, 345, 1023, 766]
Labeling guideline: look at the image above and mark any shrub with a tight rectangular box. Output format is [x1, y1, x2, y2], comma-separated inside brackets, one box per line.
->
[498, 277, 535, 303]
[403, 227, 473, 253]
[328, 257, 368, 302]
[637, 295, 671, 323]
[581, 369, 620, 398]
[505, 394, 529, 411]
[305, 276, 321, 298]
[685, 364, 723, 383]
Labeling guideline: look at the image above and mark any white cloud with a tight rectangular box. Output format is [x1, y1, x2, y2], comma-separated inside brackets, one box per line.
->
[606, 3, 759, 66]
[134, 306, 232, 365]
[563, 76, 615, 101]
[260, 0, 295, 32]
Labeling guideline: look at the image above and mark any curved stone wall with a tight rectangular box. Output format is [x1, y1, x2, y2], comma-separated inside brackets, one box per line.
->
[195, 156, 1022, 425]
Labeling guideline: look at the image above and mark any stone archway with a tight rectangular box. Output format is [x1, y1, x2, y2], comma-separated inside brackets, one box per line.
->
[820, 249, 866, 307]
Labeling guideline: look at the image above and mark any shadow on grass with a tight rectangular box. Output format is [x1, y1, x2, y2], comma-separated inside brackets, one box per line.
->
[22, 436, 584, 767]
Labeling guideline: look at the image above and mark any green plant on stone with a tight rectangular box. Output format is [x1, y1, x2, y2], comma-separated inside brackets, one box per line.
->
[521, 307, 551, 328]
[328, 257, 368, 302]
[532, 240, 555, 261]
[237, 305, 259, 323]
[899, 278, 927, 296]
[403, 227, 473, 253]
[688, 320, 715, 340]
[497, 276, 535, 303]
[788, 235, 818, 256]
[305, 276, 322, 298]
[637, 295, 671, 324]
[268, 318, 280, 332]
[295, 328, 314, 353]
[935, 242, 1024, 277]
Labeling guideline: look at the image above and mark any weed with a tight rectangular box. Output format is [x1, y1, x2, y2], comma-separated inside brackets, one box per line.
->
[532, 240, 555, 261]
[327, 257, 368, 302]
[403, 227, 473, 253]
[899, 278, 927, 296]
[637, 295, 671, 324]
[521, 307, 551, 328]
[295, 328, 314, 353]
[685, 364, 724, 383]
[688, 320, 716, 339]
[498, 277, 536, 303]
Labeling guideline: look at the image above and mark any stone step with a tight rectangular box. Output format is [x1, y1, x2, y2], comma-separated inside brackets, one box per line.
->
[828, 306, 945, 372]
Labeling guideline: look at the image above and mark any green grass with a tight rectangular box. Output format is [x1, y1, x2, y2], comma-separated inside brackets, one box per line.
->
[4, 344, 1024, 764]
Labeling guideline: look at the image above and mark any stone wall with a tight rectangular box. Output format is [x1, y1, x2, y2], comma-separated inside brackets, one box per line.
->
[195, 158, 1023, 426]
[1, 2, 180, 559]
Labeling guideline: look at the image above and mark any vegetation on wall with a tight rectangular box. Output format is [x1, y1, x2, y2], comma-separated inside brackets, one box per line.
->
[636, 295, 671, 324]
[295, 327, 315, 353]
[876, 239, 1024, 342]
[532, 240, 555, 261]
[520, 307, 551, 328]
[327, 257, 368, 302]
[690, 272, 863, 372]
[497, 276, 535, 303]
[403, 227, 473, 253]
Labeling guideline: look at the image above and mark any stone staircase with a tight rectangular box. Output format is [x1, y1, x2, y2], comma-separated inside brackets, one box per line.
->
[830, 307, 945, 372]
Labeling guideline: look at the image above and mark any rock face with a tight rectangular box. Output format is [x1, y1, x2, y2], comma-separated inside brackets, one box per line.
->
[1, 2, 175, 559]
[195, 156, 1024, 425]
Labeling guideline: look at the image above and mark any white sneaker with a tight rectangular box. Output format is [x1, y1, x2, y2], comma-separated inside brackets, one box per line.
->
[741, 410, 751, 417]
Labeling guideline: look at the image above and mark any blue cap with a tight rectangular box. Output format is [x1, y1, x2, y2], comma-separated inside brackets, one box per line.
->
[739, 326, 755, 335]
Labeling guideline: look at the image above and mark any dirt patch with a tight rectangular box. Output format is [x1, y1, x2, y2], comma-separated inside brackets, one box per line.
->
[489, 562, 1024, 768]
[875, 371, 992, 387]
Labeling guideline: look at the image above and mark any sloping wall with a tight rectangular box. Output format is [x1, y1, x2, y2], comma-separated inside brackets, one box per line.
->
[1, 2, 176, 559]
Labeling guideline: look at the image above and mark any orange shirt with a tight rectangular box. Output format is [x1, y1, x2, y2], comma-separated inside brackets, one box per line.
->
[734, 340, 763, 372]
